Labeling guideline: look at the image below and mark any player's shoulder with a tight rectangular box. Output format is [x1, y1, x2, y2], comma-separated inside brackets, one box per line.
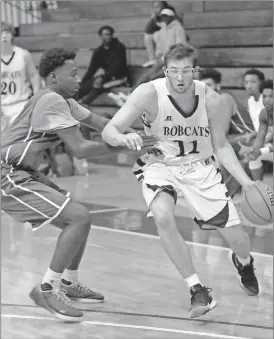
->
[131, 81, 157, 100]
[36, 91, 66, 108]
[13, 45, 30, 56]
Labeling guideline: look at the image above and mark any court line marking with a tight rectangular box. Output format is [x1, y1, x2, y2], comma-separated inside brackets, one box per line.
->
[2, 304, 271, 330]
[89, 225, 273, 259]
[2, 314, 254, 339]
[89, 208, 128, 214]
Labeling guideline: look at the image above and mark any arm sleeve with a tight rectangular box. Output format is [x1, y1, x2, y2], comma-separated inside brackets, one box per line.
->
[81, 50, 100, 83]
[66, 99, 91, 121]
[175, 24, 187, 44]
[144, 18, 160, 34]
[105, 44, 128, 79]
[31, 93, 80, 132]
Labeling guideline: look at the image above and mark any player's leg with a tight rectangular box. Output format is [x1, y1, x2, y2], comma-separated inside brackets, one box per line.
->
[34, 172, 104, 303]
[141, 165, 216, 318]
[1, 169, 101, 321]
[182, 160, 259, 296]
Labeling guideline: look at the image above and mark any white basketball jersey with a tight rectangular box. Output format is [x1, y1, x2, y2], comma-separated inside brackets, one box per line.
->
[1, 46, 32, 106]
[143, 78, 214, 165]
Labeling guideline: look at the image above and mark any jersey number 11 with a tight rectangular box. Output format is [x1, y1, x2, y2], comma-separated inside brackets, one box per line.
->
[174, 140, 199, 157]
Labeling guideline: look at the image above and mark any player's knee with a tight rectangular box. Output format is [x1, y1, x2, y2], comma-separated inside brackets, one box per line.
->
[64, 203, 92, 230]
[151, 202, 175, 230]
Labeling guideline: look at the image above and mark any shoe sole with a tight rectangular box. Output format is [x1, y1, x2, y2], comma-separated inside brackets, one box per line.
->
[69, 297, 105, 303]
[189, 299, 217, 319]
[29, 289, 84, 323]
[228, 251, 259, 296]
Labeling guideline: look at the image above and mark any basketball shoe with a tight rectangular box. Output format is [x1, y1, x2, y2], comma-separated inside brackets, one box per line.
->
[61, 279, 105, 303]
[229, 251, 259, 295]
[189, 284, 217, 318]
[29, 284, 83, 322]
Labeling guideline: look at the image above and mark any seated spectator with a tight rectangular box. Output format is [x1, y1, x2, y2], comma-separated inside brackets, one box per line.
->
[242, 68, 265, 144]
[200, 68, 253, 197]
[76, 25, 129, 107]
[110, 9, 188, 107]
[241, 79, 273, 181]
[143, 1, 186, 67]
[200, 68, 253, 137]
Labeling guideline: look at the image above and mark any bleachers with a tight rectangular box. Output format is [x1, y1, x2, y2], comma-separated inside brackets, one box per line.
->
[13, 1, 273, 165]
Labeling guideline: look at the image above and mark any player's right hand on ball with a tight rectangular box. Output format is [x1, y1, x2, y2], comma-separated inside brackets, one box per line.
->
[117, 133, 143, 151]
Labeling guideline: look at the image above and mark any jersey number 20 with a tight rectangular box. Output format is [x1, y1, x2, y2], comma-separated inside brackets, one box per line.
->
[1, 81, 17, 96]
[174, 140, 199, 157]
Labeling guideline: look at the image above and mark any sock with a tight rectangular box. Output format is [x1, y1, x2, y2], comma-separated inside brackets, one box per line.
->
[184, 274, 202, 289]
[62, 269, 78, 285]
[41, 268, 62, 290]
[237, 255, 251, 266]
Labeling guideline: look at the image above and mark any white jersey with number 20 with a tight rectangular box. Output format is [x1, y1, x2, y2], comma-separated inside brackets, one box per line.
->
[144, 78, 214, 165]
[1, 46, 32, 106]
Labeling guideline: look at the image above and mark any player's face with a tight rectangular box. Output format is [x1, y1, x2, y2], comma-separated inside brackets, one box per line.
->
[1, 30, 13, 44]
[244, 74, 261, 96]
[165, 57, 195, 93]
[100, 29, 113, 45]
[55, 60, 81, 98]
[262, 88, 273, 111]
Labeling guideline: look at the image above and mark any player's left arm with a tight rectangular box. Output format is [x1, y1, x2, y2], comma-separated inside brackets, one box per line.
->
[25, 50, 40, 94]
[206, 86, 253, 188]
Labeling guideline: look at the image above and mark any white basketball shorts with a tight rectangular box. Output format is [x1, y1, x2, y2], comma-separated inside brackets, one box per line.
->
[133, 155, 241, 230]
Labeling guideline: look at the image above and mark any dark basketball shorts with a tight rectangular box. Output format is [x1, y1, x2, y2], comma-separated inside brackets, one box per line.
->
[1, 163, 71, 231]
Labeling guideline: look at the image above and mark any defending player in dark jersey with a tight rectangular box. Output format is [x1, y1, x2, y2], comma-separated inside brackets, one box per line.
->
[1, 48, 157, 322]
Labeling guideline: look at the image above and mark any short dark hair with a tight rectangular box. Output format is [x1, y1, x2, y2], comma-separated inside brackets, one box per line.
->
[98, 25, 115, 36]
[244, 69, 265, 82]
[260, 79, 273, 93]
[200, 68, 222, 84]
[38, 48, 76, 78]
[164, 43, 197, 67]
[153, 1, 175, 11]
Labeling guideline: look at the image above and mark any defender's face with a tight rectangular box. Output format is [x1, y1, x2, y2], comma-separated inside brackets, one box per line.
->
[262, 88, 273, 111]
[1, 30, 13, 44]
[54, 60, 81, 98]
[165, 57, 195, 93]
[244, 74, 261, 97]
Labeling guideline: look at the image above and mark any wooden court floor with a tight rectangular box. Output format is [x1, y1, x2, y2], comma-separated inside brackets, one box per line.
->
[1, 165, 273, 339]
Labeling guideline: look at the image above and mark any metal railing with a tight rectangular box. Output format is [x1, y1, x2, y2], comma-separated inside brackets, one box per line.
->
[1, 1, 58, 27]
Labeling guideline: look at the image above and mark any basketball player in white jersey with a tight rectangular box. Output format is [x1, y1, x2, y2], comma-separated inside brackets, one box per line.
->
[102, 44, 259, 318]
[1, 23, 40, 130]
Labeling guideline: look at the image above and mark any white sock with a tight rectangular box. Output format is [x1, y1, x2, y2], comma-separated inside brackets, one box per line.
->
[62, 269, 78, 284]
[237, 255, 251, 266]
[184, 274, 202, 288]
[41, 268, 62, 289]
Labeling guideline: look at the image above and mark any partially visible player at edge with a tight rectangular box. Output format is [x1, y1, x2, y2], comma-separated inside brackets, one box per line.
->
[1, 23, 40, 130]
[102, 43, 259, 319]
[1, 48, 157, 322]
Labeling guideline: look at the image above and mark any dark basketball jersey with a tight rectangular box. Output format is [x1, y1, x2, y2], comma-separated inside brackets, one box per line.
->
[1, 88, 90, 170]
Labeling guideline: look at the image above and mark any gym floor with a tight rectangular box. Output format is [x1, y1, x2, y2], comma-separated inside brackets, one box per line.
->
[1, 164, 273, 339]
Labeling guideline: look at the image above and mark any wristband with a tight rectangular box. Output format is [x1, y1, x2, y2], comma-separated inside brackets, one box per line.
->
[260, 146, 270, 155]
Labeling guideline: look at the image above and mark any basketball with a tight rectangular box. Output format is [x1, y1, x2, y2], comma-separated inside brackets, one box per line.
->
[241, 182, 273, 225]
